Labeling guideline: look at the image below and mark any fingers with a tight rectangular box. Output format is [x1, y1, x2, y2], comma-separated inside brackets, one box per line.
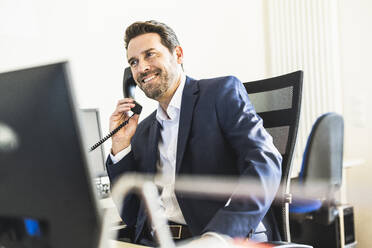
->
[116, 104, 135, 113]
[113, 98, 136, 116]
[109, 99, 140, 146]
[131, 113, 140, 123]
[116, 98, 135, 106]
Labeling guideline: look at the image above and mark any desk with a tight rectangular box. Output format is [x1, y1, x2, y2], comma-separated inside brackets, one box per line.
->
[110, 240, 150, 248]
[101, 199, 150, 247]
[100, 197, 122, 223]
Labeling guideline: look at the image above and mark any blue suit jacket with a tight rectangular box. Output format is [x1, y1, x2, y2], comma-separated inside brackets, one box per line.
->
[106, 76, 282, 242]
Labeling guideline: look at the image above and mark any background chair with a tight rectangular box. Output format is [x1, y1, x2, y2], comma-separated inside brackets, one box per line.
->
[243, 70, 304, 244]
[290, 112, 344, 216]
[288, 113, 353, 247]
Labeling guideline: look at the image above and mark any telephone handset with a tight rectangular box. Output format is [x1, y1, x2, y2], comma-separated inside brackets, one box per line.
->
[123, 67, 137, 98]
[89, 67, 141, 152]
[122, 66, 142, 115]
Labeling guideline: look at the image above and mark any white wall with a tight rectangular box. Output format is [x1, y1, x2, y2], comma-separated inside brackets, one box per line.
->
[0, 0, 266, 155]
[339, 0, 372, 246]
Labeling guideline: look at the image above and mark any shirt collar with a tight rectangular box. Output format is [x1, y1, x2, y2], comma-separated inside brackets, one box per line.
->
[156, 73, 186, 122]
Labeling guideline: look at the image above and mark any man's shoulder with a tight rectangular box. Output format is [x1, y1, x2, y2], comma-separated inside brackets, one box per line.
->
[193, 75, 240, 84]
[191, 75, 242, 89]
[189, 75, 243, 95]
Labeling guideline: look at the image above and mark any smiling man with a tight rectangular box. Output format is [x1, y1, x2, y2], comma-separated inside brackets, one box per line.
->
[106, 20, 282, 246]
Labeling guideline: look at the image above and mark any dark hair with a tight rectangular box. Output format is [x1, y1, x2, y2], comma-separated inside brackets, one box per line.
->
[124, 20, 180, 53]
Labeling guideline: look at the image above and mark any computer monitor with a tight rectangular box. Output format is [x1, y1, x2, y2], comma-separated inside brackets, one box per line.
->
[0, 62, 102, 247]
[79, 108, 106, 177]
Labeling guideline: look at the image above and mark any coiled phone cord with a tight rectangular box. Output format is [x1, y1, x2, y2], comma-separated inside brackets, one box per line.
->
[89, 114, 135, 152]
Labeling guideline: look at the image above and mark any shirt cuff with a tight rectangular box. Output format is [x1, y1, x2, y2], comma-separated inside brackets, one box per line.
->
[109, 145, 131, 164]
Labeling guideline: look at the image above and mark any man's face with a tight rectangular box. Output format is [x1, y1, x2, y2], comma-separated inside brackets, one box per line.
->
[127, 33, 182, 100]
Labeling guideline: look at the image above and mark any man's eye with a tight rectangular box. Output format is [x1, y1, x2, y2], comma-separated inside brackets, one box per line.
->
[146, 52, 155, 57]
[130, 60, 138, 67]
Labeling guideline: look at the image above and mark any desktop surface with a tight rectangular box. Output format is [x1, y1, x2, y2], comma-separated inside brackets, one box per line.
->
[111, 240, 151, 248]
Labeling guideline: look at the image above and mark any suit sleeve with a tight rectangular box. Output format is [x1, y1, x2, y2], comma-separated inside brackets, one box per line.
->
[202, 76, 282, 237]
[106, 151, 140, 227]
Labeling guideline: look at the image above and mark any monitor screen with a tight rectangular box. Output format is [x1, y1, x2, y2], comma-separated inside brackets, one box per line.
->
[79, 108, 106, 177]
[0, 62, 102, 247]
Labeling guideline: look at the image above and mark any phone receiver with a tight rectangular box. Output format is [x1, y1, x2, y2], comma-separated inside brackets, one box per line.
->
[123, 66, 141, 114]
[122, 66, 142, 115]
[89, 67, 142, 152]
[131, 101, 142, 115]
[123, 67, 137, 98]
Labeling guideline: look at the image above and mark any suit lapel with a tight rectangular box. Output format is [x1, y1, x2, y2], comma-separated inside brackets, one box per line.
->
[176, 77, 199, 173]
[146, 117, 161, 173]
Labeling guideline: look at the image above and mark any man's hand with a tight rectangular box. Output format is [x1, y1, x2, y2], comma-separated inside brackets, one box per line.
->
[110, 98, 140, 155]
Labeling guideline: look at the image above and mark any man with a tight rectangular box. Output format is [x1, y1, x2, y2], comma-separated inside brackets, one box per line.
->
[106, 20, 282, 245]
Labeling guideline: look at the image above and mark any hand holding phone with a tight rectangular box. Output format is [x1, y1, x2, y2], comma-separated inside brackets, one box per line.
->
[109, 99, 142, 155]
[89, 99, 142, 153]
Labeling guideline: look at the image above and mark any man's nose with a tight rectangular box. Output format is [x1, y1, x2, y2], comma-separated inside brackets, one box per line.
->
[138, 59, 150, 73]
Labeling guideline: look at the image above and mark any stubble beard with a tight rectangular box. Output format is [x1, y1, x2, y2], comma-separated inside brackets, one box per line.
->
[139, 67, 177, 100]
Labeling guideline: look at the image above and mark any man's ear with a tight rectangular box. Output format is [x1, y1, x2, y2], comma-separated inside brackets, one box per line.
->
[174, 46, 184, 64]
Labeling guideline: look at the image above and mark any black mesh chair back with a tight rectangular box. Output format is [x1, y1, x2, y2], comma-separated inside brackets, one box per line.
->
[243, 71, 303, 241]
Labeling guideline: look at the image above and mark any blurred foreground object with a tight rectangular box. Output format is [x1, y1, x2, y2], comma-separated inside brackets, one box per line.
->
[103, 173, 313, 247]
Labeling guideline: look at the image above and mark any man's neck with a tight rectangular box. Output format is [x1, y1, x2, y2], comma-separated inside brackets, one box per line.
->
[158, 74, 182, 112]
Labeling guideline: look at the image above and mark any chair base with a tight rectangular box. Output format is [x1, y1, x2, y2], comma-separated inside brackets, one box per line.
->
[290, 205, 356, 248]
[290, 205, 338, 225]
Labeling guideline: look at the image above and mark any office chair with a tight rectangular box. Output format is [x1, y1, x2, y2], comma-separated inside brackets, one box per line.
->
[289, 113, 346, 247]
[244, 71, 310, 247]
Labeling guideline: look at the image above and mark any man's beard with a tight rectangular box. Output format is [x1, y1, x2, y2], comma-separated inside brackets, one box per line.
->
[137, 68, 176, 100]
